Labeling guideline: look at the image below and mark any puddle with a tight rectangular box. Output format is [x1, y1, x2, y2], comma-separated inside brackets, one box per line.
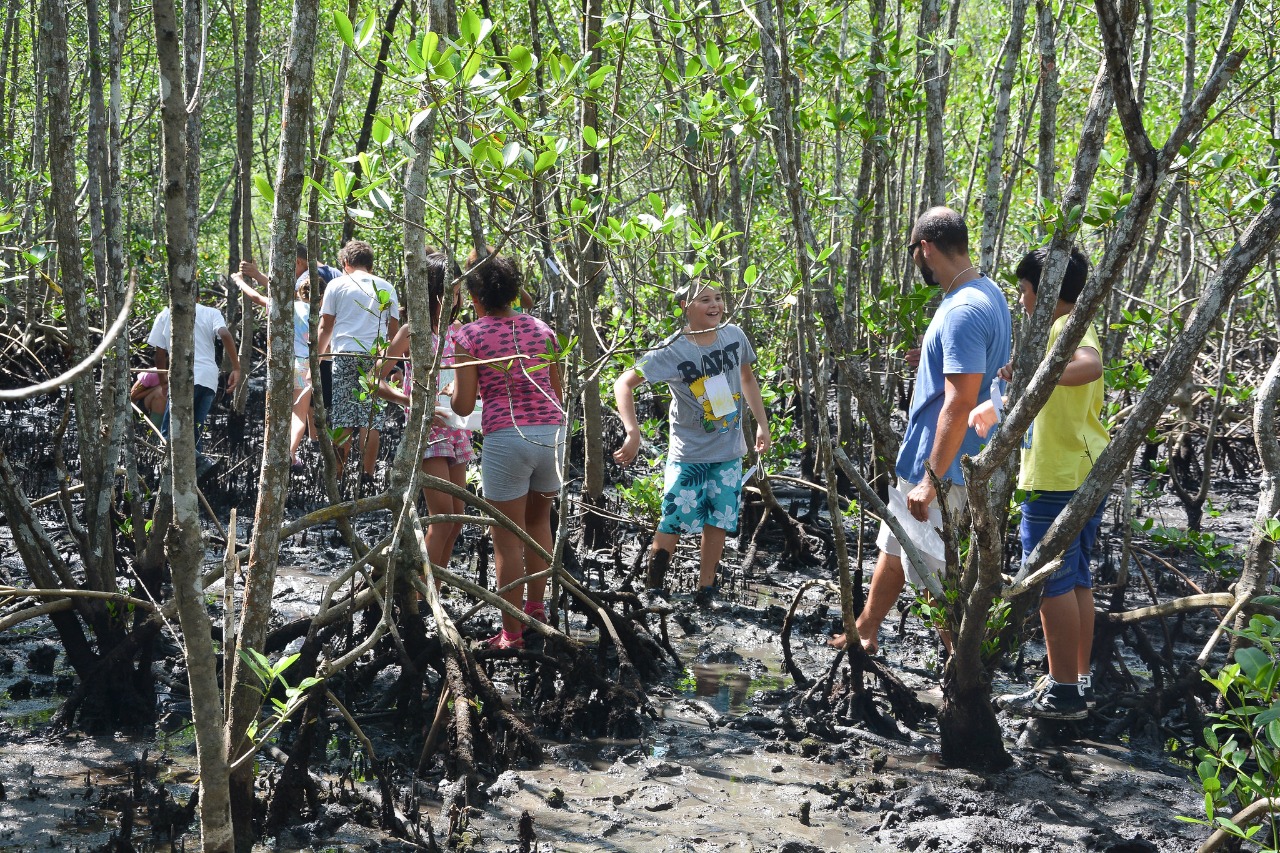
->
[675, 661, 789, 715]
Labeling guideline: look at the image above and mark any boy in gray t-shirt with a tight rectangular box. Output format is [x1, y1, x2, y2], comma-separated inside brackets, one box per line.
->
[613, 282, 771, 604]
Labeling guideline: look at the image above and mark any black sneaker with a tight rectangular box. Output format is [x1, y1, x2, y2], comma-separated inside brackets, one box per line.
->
[1080, 674, 1096, 709]
[640, 587, 670, 610]
[196, 454, 219, 478]
[692, 585, 719, 609]
[998, 678, 1086, 720]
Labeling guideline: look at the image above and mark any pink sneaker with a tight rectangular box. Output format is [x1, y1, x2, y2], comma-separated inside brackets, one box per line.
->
[523, 600, 547, 622]
[485, 629, 524, 650]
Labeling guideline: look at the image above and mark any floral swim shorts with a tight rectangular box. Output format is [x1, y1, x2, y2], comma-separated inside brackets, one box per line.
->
[657, 458, 743, 535]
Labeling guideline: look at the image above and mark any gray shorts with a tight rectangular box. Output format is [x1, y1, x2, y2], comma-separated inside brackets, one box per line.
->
[480, 425, 565, 501]
[329, 355, 386, 431]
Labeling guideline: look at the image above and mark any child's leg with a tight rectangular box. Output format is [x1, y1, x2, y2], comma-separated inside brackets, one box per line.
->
[1074, 586, 1095, 676]
[523, 490, 555, 607]
[699, 525, 726, 589]
[1039, 591, 1081, 684]
[360, 427, 381, 477]
[290, 387, 312, 459]
[487, 493, 530, 635]
[421, 457, 463, 573]
[1074, 497, 1107, 677]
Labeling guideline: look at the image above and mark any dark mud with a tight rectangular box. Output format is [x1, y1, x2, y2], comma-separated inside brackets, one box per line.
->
[0, 393, 1250, 851]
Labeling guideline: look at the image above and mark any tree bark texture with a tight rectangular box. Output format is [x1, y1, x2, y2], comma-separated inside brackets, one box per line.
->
[152, 0, 233, 844]
[224, 0, 322, 846]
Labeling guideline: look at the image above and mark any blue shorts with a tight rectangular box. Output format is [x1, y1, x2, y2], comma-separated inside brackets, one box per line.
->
[1020, 490, 1107, 599]
[657, 459, 743, 535]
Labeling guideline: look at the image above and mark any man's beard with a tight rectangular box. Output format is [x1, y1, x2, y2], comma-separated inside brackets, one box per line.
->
[918, 259, 938, 288]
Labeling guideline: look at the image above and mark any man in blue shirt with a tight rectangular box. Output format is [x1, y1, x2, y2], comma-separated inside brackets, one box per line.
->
[833, 207, 1011, 654]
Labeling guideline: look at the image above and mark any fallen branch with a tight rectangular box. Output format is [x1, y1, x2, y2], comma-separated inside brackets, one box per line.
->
[1196, 798, 1280, 853]
[1104, 593, 1236, 624]
[0, 586, 157, 611]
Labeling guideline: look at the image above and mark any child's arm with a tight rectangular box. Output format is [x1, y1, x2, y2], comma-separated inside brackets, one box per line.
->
[239, 260, 270, 288]
[612, 368, 645, 465]
[968, 345, 1103, 437]
[450, 346, 479, 416]
[232, 272, 270, 309]
[739, 363, 771, 455]
[375, 324, 411, 406]
[1058, 345, 1103, 387]
[217, 327, 242, 393]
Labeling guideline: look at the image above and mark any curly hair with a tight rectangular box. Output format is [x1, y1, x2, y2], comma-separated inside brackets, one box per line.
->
[424, 248, 462, 326]
[464, 249, 523, 312]
[1015, 245, 1090, 304]
[338, 239, 375, 271]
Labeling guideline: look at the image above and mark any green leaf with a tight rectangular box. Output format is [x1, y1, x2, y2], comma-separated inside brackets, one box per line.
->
[706, 41, 721, 70]
[408, 107, 434, 136]
[534, 149, 557, 174]
[21, 245, 48, 266]
[460, 9, 480, 44]
[510, 45, 533, 73]
[355, 15, 376, 49]
[1235, 646, 1270, 681]
[422, 32, 439, 63]
[253, 174, 275, 205]
[452, 136, 474, 162]
[333, 11, 355, 48]
[582, 125, 598, 148]
[462, 50, 482, 82]
[333, 170, 350, 201]
[371, 116, 392, 146]
[502, 141, 522, 168]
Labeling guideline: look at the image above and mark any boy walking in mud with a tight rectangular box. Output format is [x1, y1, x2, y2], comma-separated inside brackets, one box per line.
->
[970, 246, 1109, 720]
[613, 281, 770, 606]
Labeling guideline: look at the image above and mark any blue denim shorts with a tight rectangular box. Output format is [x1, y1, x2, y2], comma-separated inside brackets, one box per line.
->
[1020, 490, 1107, 599]
[657, 458, 743, 535]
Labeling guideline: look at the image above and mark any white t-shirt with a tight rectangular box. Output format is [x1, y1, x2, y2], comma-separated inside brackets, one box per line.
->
[147, 304, 228, 390]
[319, 270, 400, 354]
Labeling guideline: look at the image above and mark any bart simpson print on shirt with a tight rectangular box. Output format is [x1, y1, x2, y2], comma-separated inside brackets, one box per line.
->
[689, 375, 741, 434]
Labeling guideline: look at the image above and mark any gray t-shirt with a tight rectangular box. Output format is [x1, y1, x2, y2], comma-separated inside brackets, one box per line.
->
[635, 323, 757, 463]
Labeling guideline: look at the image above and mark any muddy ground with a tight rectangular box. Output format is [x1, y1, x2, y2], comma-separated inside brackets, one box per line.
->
[0, 406, 1250, 852]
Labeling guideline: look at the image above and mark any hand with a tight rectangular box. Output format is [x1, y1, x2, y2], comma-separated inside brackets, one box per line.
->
[239, 260, 262, 281]
[613, 432, 641, 466]
[906, 479, 936, 522]
[755, 423, 771, 455]
[969, 399, 998, 438]
[905, 346, 921, 370]
[998, 361, 1012, 382]
[226, 368, 241, 393]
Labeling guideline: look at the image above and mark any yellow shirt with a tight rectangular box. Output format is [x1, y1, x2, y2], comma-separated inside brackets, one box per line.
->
[1017, 316, 1109, 491]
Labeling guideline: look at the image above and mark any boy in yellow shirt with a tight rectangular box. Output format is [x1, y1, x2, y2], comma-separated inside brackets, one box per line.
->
[970, 246, 1108, 720]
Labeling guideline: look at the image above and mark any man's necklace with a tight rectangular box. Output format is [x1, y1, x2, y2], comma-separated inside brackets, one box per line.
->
[945, 265, 978, 293]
